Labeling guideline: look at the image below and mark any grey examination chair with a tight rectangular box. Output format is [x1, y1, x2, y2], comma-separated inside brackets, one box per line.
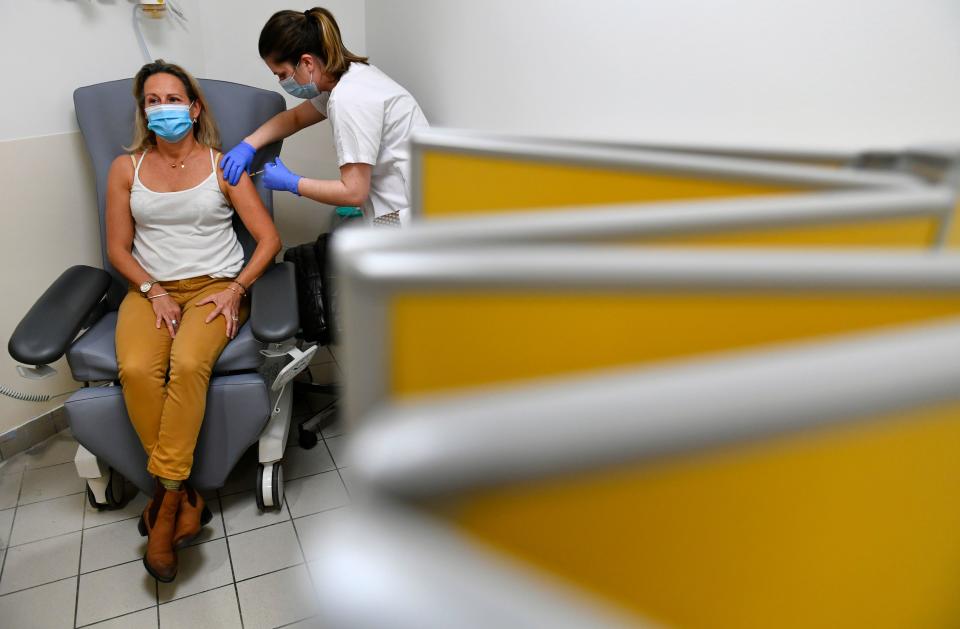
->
[7, 78, 316, 512]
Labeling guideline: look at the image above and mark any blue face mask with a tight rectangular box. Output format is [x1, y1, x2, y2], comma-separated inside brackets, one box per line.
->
[145, 103, 195, 143]
[279, 62, 320, 99]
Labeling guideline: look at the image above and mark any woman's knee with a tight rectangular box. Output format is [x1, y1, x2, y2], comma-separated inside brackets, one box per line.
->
[118, 357, 164, 385]
[169, 351, 214, 381]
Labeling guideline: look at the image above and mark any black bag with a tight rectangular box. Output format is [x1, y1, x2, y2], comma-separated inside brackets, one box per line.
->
[283, 233, 334, 345]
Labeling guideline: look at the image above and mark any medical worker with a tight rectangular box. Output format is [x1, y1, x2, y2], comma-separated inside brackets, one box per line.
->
[220, 7, 429, 224]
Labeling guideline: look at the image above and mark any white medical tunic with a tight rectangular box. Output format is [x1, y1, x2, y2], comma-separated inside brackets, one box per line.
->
[310, 63, 429, 223]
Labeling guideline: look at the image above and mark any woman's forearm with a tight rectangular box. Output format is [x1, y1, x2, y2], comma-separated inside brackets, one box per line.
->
[234, 235, 282, 290]
[108, 247, 154, 287]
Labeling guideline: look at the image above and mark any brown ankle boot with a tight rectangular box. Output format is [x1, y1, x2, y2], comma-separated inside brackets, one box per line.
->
[172, 484, 212, 549]
[138, 482, 181, 582]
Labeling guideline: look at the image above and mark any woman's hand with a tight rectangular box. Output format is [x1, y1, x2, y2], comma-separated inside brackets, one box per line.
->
[151, 294, 182, 338]
[197, 289, 243, 339]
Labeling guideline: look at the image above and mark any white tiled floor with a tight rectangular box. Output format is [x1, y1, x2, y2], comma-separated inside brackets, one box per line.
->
[0, 394, 349, 628]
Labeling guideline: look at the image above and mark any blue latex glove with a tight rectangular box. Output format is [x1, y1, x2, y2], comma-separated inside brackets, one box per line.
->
[219, 141, 256, 185]
[263, 157, 302, 196]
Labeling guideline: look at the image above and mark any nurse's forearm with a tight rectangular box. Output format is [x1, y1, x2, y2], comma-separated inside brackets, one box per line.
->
[297, 177, 368, 208]
[244, 110, 299, 150]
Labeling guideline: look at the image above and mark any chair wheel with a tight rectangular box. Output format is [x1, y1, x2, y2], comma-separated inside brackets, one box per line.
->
[104, 469, 125, 508]
[256, 462, 284, 512]
[86, 485, 106, 511]
[298, 427, 319, 449]
[85, 469, 126, 511]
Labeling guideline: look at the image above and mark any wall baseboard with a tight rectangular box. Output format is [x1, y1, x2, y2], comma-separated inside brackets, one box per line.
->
[0, 405, 68, 462]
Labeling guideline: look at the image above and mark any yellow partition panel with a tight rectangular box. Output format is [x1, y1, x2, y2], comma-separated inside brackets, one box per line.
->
[644, 214, 940, 248]
[944, 202, 960, 246]
[437, 398, 960, 628]
[420, 151, 808, 217]
[391, 292, 960, 396]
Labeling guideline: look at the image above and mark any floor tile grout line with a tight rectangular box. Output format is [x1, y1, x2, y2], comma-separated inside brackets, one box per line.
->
[8, 454, 84, 476]
[17, 489, 87, 509]
[15, 488, 85, 509]
[157, 580, 240, 608]
[288, 502, 349, 523]
[0, 511, 14, 586]
[333, 467, 351, 499]
[0, 432, 76, 474]
[76, 530, 227, 577]
[6, 516, 110, 553]
[274, 615, 318, 629]
[218, 466, 340, 501]
[232, 560, 306, 587]
[285, 491, 318, 596]
[219, 493, 246, 629]
[73, 486, 87, 629]
[290, 505, 346, 524]
[81, 512, 141, 531]
[0, 460, 25, 587]
[73, 602, 158, 629]
[0, 573, 76, 599]
[0, 506, 326, 602]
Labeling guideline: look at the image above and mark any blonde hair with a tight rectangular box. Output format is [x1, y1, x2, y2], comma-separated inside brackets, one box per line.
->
[127, 59, 221, 154]
[258, 7, 368, 78]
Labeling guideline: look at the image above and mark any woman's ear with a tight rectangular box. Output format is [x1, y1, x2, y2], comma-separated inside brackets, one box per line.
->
[190, 101, 201, 122]
[302, 53, 324, 79]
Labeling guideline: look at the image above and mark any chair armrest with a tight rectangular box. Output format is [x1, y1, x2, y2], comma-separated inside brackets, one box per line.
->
[250, 262, 299, 343]
[8, 265, 112, 366]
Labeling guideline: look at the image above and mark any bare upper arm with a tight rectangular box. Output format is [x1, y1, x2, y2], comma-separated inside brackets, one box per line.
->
[218, 165, 280, 246]
[105, 155, 136, 251]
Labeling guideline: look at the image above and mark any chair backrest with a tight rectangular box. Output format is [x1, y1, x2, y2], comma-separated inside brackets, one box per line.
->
[74, 78, 286, 308]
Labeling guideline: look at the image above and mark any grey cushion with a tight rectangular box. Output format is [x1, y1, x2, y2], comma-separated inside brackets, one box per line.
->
[66, 311, 264, 382]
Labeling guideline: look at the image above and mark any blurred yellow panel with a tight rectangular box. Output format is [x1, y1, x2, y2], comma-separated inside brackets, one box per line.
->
[421, 151, 807, 217]
[944, 202, 960, 246]
[645, 215, 939, 248]
[438, 399, 960, 628]
[391, 293, 960, 396]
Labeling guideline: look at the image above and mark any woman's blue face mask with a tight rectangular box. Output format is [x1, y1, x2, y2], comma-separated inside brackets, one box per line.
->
[279, 62, 320, 100]
[145, 103, 195, 143]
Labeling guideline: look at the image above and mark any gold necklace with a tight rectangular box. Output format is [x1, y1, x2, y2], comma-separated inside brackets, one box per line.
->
[164, 145, 195, 169]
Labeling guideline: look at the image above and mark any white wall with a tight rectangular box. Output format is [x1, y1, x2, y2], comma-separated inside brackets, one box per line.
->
[0, 0, 365, 433]
[365, 0, 960, 151]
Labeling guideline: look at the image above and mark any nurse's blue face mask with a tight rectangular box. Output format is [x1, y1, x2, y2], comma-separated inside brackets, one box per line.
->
[279, 61, 320, 100]
[145, 103, 195, 143]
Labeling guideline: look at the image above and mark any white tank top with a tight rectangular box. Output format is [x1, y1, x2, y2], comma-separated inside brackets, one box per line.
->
[129, 148, 245, 281]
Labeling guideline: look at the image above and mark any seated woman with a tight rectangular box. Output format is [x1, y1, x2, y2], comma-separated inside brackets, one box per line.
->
[105, 60, 282, 582]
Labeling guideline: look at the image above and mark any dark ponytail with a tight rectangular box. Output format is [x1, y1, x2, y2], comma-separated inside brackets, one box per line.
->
[258, 7, 368, 78]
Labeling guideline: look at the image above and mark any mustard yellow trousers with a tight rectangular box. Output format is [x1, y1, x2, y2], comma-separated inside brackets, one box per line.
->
[116, 276, 250, 481]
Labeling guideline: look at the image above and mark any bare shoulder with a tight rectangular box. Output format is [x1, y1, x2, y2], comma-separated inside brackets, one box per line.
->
[109, 153, 139, 178]
[108, 153, 137, 187]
